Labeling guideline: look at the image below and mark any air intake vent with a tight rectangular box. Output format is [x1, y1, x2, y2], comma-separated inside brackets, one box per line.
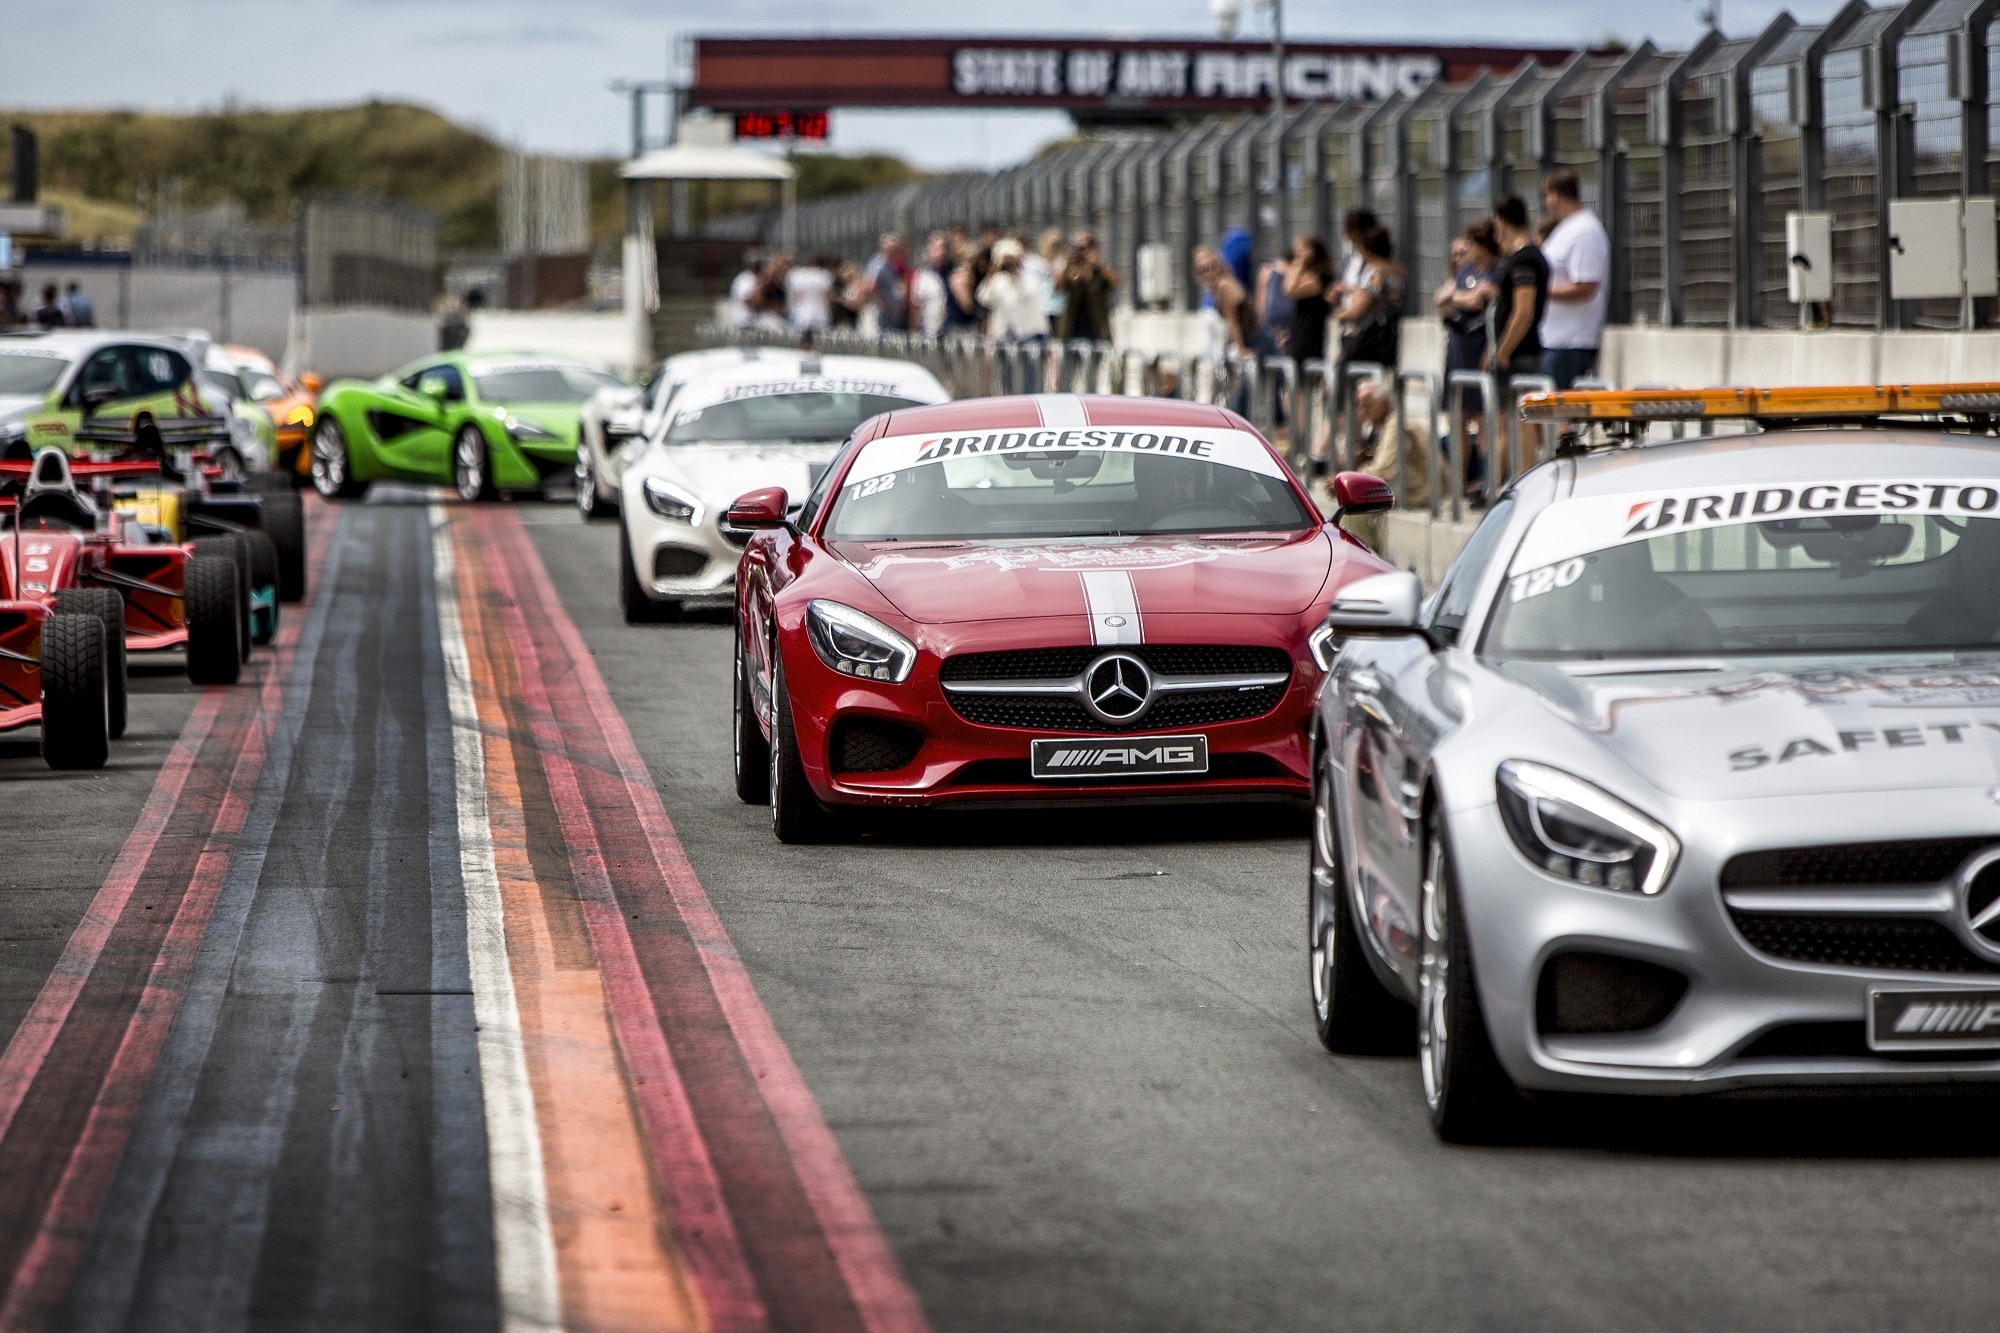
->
[830, 717, 923, 774]
[652, 547, 707, 579]
[1535, 951, 1688, 1035]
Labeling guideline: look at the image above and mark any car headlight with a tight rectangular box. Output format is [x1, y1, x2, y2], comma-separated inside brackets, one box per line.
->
[285, 404, 315, 427]
[1495, 760, 1679, 895]
[505, 415, 558, 442]
[805, 600, 916, 683]
[642, 476, 702, 524]
[1307, 623, 1338, 672]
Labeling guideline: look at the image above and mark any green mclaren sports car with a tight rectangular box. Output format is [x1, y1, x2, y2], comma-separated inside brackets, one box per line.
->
[310, 351, 626, 501]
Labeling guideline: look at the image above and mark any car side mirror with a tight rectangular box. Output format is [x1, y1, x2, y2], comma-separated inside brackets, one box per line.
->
[300, 373, 324, 395]
[725, 486, 789, 529]
[1324, 570, 1430, 642]
[419, 377, 451, 401]
[1330, 470, 1395, 517]
[81, 383, 121, 409]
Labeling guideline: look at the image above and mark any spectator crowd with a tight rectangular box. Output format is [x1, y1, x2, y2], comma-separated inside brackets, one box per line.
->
[721, 168, 1608, 510]
[726, 226, 1120, 350]
[0, 279, 97, 329]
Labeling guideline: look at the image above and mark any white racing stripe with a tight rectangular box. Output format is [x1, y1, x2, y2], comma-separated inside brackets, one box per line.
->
[1079, 569, 1143, 644]
[430, 505, 564, 1333]
[1032, 393, 1090, 427]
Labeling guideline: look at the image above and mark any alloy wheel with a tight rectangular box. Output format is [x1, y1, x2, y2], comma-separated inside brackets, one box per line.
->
[1310, 771, 1340, 1023]
[311, 421, 346, 496]
[455, 429, 485, 503]
[1418, 837, 1450, 1111]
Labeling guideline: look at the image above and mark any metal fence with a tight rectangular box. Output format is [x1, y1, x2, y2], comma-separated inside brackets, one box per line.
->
[696, 322, 1589, 520]
[712, 2, 2000, 333]
[297, 193, 440, 312]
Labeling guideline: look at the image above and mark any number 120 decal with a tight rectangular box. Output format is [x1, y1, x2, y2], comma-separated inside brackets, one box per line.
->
[1507, 557, 1586, 603]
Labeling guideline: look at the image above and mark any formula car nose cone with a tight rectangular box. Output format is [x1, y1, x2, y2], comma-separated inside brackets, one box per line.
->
[1084, 652, 1153, 724]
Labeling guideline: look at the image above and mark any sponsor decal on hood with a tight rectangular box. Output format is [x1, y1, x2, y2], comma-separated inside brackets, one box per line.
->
[841, 427, 1288, 488]
[1511, 477, 2000, 574]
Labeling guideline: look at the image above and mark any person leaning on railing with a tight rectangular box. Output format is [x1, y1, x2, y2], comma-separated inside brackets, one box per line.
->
[1340, 378, 1432, 552]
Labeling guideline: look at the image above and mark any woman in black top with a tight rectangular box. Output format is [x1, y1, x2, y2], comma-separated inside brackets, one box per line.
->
[1281, 235, 1335, 364]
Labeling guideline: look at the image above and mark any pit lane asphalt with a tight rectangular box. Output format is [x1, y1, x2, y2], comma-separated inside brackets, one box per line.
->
[2, 492, 1999, 1330]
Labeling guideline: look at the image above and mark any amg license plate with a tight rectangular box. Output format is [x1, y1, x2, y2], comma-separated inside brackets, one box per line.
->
[1029, 735, 1209, 780]
[1867, 986, 2000, 1052]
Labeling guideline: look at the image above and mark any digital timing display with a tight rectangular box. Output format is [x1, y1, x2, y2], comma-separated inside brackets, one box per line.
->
[733, 109, 830, 141]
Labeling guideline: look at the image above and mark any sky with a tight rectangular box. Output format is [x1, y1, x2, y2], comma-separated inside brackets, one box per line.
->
[12, 0, 1856, 170]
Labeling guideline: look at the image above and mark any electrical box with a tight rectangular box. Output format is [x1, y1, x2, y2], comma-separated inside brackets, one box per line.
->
[1785, 212, 1833, 303]
[1964, 197, 1998, 298]
[1888, 198, 1966, 300]
[1136, 242, 1177, 308]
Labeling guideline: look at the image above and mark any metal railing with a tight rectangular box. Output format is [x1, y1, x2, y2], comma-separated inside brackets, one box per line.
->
[693, 322, 1609, 518]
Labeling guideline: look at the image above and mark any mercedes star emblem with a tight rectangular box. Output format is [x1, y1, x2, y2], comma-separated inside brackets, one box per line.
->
[1964, 849, 2000, 956]
[1083, 652, 1153, 724]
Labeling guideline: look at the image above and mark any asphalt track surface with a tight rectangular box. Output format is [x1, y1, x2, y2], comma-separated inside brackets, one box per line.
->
[0, 489, 1998, 1331]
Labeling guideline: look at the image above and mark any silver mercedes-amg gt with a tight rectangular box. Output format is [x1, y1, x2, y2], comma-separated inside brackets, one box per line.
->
[1309, 424, 2000, 1141]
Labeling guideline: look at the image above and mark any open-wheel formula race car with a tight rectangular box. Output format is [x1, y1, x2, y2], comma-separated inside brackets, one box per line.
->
[0, 450, 250, 768]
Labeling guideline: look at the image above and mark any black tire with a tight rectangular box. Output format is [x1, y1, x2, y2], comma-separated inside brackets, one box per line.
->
[39, 612, 109, 771]
[576, 440, 616, 520]
[454, 425, 498, 503]
[55, 589, 127, 741]
[311, 416, 369, 500]
[1310, 759, 1411, 1053]
[243, 530, 281, 646]
[194, 536, 253, 662]
[733, 633, 770, 804]
[768, 653, 835, 844]
[1419, 824, 1524, 1144]
[617, 519, 676, 624]
[260, 489, 308, 602]
[184, 555, 242, 685]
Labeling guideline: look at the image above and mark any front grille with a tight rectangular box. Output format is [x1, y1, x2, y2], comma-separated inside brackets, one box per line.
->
[830, 717, 923, 774]
[940, 644, 1292, 732]
[945, 752, 1289, 788]
[940, 644, 1290, 682]
[1722, 838, 1992, 889]
[1727, 911, 2000, 974]
[947, 686, 1286, 732]
[653, 547, 707, 579]
[1535, 951, 1688, 1035]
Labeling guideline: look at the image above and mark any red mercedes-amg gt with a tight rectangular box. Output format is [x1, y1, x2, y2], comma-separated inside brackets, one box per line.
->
[729, 394, 1397, 841]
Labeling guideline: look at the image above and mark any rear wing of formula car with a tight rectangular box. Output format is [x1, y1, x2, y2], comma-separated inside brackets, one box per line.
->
[71, 414, 232, 452]
[1519, 383, 2000, 435]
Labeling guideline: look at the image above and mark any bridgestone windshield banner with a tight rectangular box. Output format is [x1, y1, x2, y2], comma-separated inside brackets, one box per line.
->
[1510, 477, 2000, 574]
[841, 428, 1290, 488]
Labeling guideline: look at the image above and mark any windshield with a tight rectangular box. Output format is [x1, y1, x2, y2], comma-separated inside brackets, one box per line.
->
[242, 370, 287, 402]
[0, 352, 68, 396]
[204, 369, 245, 401]
[824, 430, 1314, 541]
[1486, 493, 2000, 658]
[473, 365, 623, 404]
[665, 392, 923, 445]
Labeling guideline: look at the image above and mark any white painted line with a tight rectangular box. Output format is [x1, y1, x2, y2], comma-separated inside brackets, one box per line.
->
[1032, 393, 1090, 427]
[430, 504, 564, 1333]
[1079, 570, 1143, 644]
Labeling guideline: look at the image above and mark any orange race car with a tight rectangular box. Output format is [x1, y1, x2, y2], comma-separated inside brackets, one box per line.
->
[224, 345, 322, 483]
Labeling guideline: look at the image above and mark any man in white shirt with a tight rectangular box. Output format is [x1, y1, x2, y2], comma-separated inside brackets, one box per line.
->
[727, 256, 758, 329]
[786, 258, 835, 334]
[1536, 170, 1610, 389]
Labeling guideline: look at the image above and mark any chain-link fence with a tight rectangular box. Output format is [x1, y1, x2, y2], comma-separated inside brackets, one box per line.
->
[712, 4, 2000, 333]
[297, 192, 439, 312]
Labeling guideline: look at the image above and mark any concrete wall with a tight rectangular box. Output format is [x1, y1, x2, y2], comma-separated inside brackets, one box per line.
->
[285, 308, 437, 380]
[1121, 310, 2000, 392]
[21, 263, 295, 359]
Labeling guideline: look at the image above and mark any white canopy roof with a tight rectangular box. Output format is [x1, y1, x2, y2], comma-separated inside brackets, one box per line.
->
[620, 145, 794, 182]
